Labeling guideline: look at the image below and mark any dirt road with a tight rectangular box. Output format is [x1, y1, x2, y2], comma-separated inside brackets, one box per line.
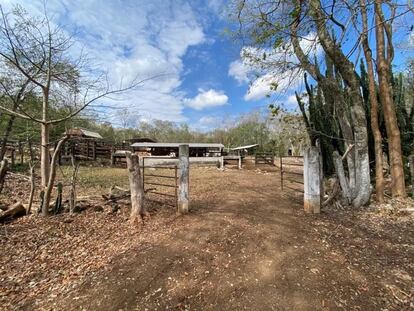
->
[52, 168, 413, 311]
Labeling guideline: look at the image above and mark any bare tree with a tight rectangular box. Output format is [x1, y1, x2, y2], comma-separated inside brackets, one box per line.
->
[26, 138, 36, 214]
[0, 63, 31, 161]
[0, 5, 159, 215]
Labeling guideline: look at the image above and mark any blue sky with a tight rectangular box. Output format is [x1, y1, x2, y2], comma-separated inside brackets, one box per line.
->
[3, 0, 279, 130]
[2, 0, 413, 131]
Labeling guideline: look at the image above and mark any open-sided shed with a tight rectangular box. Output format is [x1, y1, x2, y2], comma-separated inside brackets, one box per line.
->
[130, 142, 224, 168]
[131, 142, 224, 157]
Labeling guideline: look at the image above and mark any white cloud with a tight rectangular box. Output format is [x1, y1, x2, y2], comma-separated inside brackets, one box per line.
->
[244, 74, 274, 101]
[184, 88, 228, 110]
[286, 94, 298, 106]
[228, 60, 250, 84]
[2, 0, 207, 122]
[244, 69, 302, 101]
[230, 33, 320, 101]
[409, 31, 414, 46]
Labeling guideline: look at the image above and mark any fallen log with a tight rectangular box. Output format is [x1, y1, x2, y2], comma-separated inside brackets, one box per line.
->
[6, 171, 30, 181]
[102, 192, 130, 202]
[101, 186, 155, 202]
[0, 202, 26, 221]
[102, 185, 130, 202]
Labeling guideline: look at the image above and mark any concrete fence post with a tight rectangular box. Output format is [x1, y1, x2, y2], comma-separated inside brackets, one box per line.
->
[178, 144, 189, 214]
[304, 146, 321, 214]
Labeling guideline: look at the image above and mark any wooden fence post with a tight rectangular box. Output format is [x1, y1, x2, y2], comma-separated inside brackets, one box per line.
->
[126, 152, 145, 226]
[304, 146, 321, 214]
[178, 144, 189, 214]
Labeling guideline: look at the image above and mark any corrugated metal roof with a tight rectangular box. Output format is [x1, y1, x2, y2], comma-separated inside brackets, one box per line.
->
[79, 129, 103, 139]
[230, 144, 259, 151]
[66, 128, 103, 139]
[131, 142, 224, 148]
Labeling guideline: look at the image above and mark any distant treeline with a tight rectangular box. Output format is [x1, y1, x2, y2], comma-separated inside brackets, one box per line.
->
[0, 106, 308, 156]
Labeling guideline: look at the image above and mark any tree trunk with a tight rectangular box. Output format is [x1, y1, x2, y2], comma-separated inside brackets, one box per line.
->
[126, 152, 145, 226]
[333, 151, 352, 205]
[374, 0, 406, 198]
[27, 138, 35, 214]
[40, 123, 50, 188]
[69, 155, 80, 214]
[42, 136, 68, 216]
[27, 164, 35, 214]
[0, 159, 8, 194]
[360, 0, 385, 203]
[0, 114, 16, 162]
[324, 79, 356, 195]
[27, 138, 35, 163]
[291, 12, 356, 197]
[309, 0, 371, 207]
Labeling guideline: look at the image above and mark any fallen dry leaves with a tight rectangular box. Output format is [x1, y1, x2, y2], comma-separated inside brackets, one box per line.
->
[0, 166, 413, 310]
[0, 206, 150, 310]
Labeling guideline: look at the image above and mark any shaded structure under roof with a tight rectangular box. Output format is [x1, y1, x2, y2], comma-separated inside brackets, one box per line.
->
[131, 142, 224, 157]
[131, 142, 224, 148]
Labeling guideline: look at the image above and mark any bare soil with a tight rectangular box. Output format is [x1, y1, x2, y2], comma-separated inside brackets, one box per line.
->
[1, 166, 413, 310]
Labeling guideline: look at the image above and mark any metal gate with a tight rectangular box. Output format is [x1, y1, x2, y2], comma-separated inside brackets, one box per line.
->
[142, 157, 178, 208]
[278, 156, 304, 200]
